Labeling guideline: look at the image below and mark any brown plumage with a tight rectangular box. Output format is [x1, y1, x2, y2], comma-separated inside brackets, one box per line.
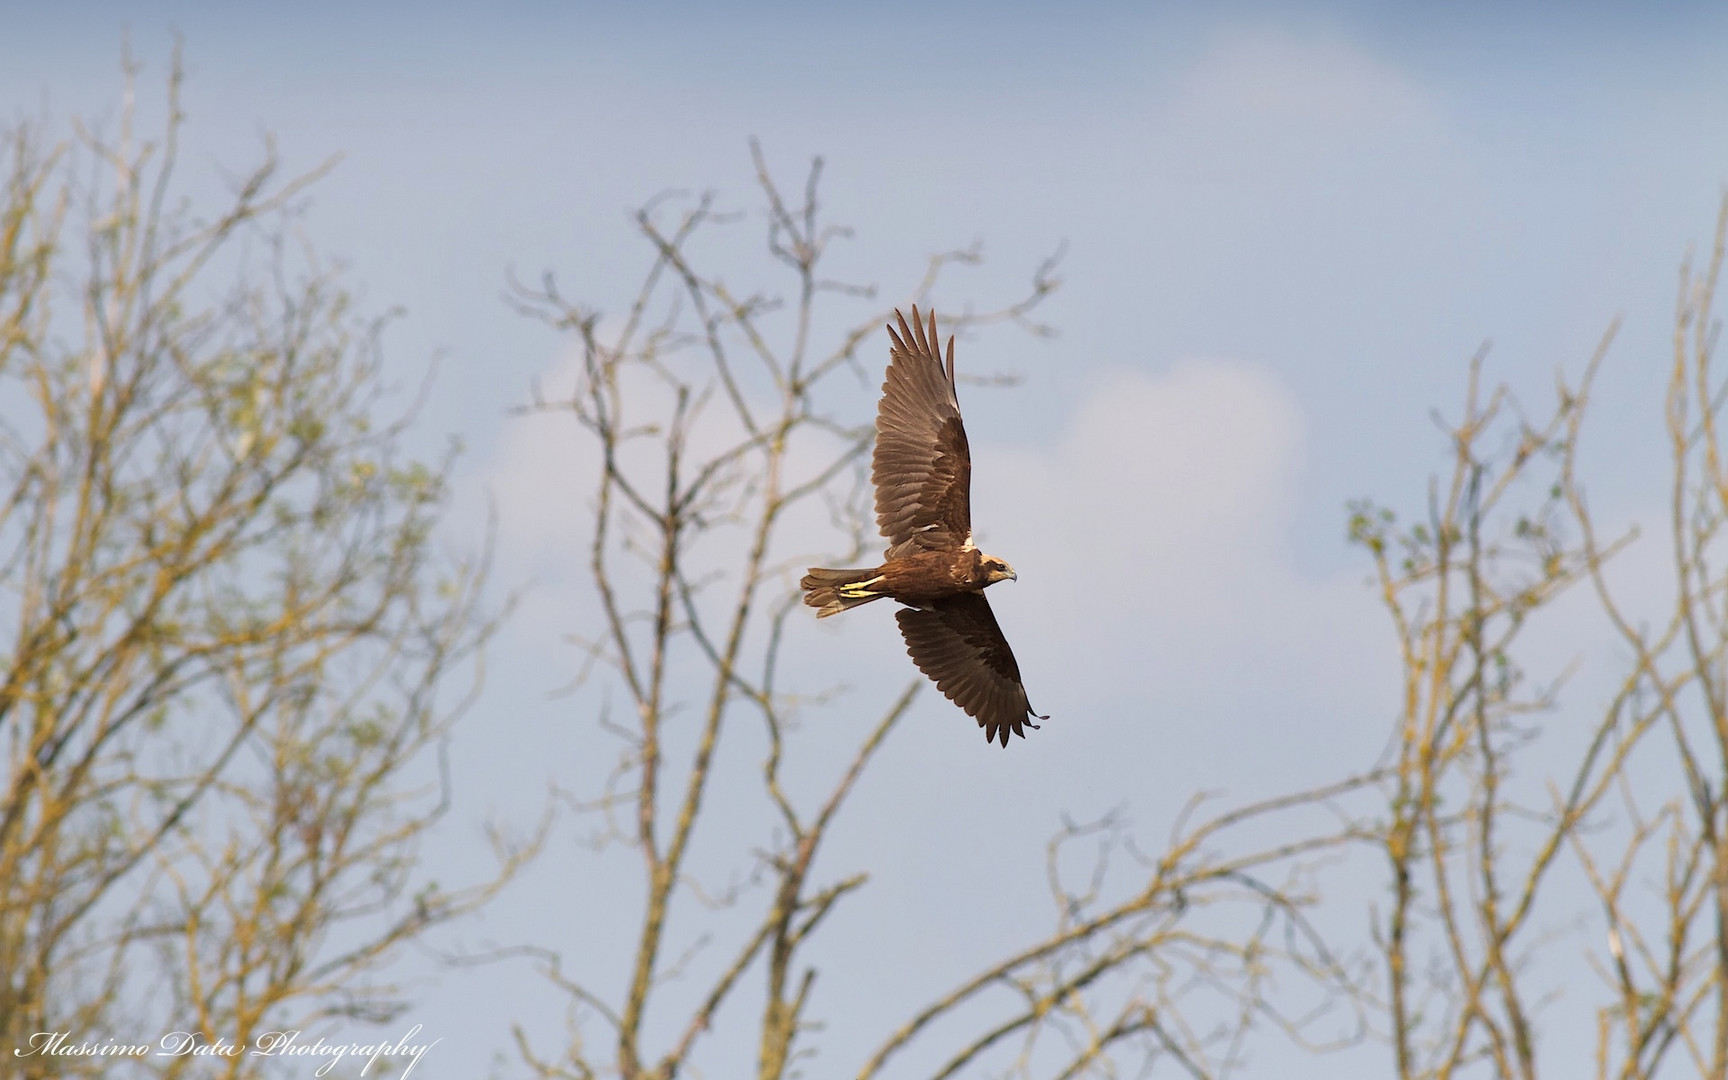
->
[801, 307, 1046, 747]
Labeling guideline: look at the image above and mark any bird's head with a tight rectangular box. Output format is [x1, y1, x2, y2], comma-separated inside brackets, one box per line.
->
[980, 554, 1018, 584]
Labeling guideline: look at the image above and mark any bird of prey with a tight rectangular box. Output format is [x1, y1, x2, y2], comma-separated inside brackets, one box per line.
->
[801, 307, 1046, 747]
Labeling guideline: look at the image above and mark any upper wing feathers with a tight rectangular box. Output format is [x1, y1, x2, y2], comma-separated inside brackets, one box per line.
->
[874, 307, 972, 559]
[896, 593, 1045, 747]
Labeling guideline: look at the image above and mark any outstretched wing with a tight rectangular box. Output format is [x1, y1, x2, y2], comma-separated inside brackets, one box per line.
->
[874, 307, 971, 560]
[896, 593, 1045, 747]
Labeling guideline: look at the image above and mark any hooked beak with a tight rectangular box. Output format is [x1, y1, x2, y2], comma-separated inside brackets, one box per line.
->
[1008, 568, 1019, 582]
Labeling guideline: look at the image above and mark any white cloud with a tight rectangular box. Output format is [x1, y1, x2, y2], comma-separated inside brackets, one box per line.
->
[918, 358, 1395, 810]
[1174, 24, 1439, 133]
[980, 359, 1385, 699]
[987, 360, 1302, 619]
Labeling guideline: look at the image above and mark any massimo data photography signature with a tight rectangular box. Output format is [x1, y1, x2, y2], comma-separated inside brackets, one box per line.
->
[12, 1025, 441, 1077]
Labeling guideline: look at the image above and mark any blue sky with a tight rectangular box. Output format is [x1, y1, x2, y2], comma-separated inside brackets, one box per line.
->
[8, 2, 1728, 1076]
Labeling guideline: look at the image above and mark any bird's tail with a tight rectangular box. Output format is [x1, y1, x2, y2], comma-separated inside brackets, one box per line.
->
[800, 566, 887, 618]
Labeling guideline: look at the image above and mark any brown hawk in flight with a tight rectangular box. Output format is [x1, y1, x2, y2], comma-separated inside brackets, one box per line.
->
[801, 307, 1046, 747]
